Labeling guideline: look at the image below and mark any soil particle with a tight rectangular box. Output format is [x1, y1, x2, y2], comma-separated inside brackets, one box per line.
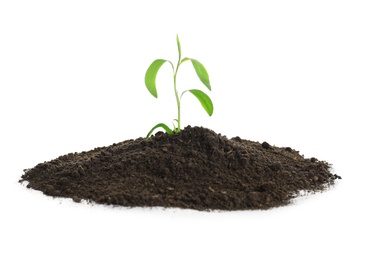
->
[20, 126, 340, 211]
[261, 141, 270, 149]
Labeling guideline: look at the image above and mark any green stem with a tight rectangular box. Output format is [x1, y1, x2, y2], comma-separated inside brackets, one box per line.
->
[174, 56, 181, 132]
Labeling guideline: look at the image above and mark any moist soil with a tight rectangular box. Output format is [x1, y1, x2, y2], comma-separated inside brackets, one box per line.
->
[20, 126, 341, 211]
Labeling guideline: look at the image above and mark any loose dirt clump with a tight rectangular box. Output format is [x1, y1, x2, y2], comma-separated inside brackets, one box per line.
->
[20, 126, 341, 211]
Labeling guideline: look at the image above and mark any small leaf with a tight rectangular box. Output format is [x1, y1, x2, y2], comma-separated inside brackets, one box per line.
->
[172, 119, 179, 132]
[145, 59, 167, 98]
[146, 123, 174, 140]
[176, 35, 181, 60]
[186, 89, 214, 116]
[190, 59, 211, 91]
[180, 57, 189, 64]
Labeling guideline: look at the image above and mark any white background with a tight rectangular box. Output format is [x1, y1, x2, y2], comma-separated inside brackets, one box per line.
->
[1, 1, 372, 259]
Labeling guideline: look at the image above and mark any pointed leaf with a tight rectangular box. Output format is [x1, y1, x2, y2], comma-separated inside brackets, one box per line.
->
[146, 123, 174, 140]
[187, 89, 214, 116]
[145, 59, 167, 98]
[176, 35, 181, 60]
[190, 59, 211, 91]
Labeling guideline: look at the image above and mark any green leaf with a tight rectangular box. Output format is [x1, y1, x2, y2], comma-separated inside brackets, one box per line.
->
[180, 57, 189, 64]
[172, 119, 179, 132]
[185, 89, 214, 116]
[145, 59, 167, 98]
[146, 123, 174, 140]
[190, 59, 211, 91]
[176, 35, 181, 60]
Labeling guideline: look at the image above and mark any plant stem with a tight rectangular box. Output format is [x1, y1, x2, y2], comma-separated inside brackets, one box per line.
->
[174, 56, 181, 132]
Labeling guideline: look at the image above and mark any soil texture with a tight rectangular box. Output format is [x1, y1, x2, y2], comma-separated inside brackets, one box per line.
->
[20, 126, 341, 211]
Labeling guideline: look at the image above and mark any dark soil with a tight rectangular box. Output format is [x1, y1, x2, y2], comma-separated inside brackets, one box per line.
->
[20, 126, 341, 211]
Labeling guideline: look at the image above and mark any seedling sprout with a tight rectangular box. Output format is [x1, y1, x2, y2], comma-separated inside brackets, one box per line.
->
[144, 35, 213, 139]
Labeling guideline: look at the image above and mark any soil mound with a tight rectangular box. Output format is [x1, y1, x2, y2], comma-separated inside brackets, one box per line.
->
[20, 126, 341, 211]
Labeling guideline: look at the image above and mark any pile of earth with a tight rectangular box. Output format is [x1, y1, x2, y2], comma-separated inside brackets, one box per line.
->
[20, 126, 341, 211]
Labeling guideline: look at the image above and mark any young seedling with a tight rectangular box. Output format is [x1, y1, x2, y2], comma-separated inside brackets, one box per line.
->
[145, 35, 213, 139]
